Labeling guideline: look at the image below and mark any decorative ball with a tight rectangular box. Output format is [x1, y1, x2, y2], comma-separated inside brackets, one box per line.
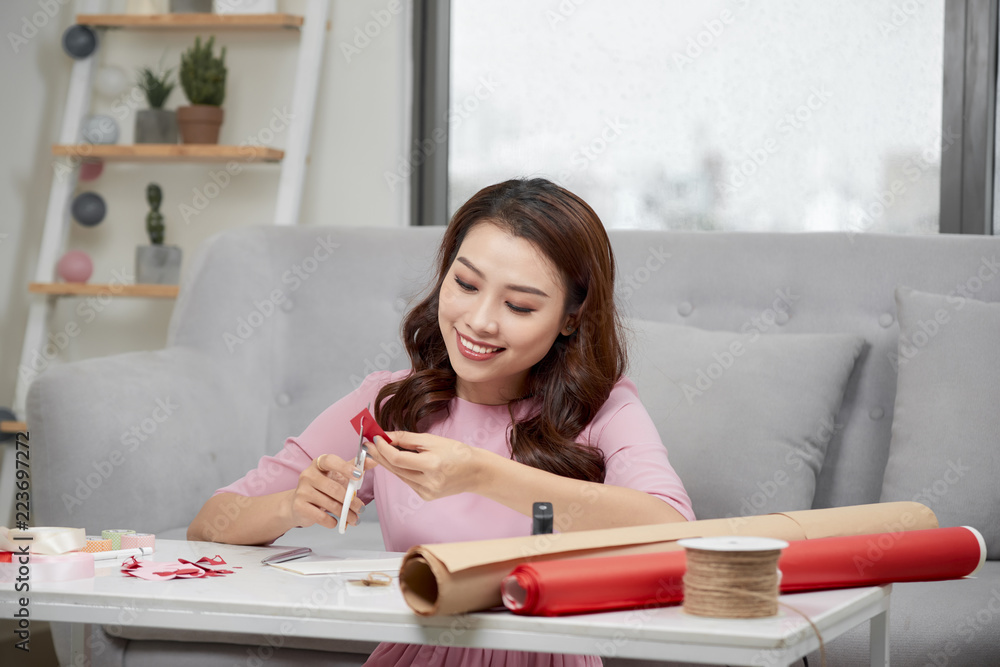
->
[57, 250, 94, 283]
[79, 160, 104, 181]
[62, 25, 98, 59]
[95, 65, 129, 98]
[81, 115, 119, 145]
[71, 192, 107, 227]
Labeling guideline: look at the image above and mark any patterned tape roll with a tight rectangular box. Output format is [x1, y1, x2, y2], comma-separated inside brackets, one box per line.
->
[83, 535, 113, 553]
[122, 533, 155, 550]
[101, 529, 136, 550]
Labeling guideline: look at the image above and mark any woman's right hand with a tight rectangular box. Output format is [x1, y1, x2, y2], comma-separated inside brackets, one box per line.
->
[287, 453, 377, 530]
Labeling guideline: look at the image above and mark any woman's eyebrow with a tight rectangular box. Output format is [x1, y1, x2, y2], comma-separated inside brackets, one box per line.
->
[456, 257, 550, 298]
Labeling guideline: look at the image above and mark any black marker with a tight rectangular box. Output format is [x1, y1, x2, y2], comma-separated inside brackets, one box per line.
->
[532, 502, 554, 535]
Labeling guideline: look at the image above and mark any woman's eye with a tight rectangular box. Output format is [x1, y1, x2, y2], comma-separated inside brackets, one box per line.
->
[454, 276, 476, 292]
[506, 303, 534, 315]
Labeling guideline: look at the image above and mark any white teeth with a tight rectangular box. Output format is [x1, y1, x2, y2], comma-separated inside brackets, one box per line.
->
[460, 335, 500, 354]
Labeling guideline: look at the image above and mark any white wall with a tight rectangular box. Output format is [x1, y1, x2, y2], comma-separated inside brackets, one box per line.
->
[0, 0, 411, 413]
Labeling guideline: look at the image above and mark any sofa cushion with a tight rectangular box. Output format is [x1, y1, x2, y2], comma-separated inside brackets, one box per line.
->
[627, 319, 863, 521]
[880, 287, 1000, 558]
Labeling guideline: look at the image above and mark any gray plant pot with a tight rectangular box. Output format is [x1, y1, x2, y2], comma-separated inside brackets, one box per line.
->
[135, 109, 178, 144]
[170, 0, 212, 12]
[136, 245, 182, 285]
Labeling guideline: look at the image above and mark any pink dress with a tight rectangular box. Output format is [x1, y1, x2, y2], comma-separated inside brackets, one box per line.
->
[216, 370, 695, 666]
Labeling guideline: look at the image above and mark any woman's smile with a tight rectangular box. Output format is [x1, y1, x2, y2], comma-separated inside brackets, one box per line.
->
[456, 330, 505, 359]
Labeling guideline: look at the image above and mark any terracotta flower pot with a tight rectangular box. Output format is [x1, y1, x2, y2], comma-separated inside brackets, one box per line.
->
[176, 104, 224, 144]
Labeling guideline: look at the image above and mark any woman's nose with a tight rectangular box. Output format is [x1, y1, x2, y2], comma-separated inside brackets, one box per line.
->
[468, 296, 499, 335]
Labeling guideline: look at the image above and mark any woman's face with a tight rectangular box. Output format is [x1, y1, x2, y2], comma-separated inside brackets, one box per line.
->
[438, 221, 573, 405]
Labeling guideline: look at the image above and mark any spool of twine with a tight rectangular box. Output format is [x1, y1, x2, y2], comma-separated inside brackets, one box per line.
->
[679, 536, 787, 619]
[679, 536, 826, 666]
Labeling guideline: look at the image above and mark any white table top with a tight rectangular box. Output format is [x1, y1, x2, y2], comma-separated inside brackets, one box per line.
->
[0, 539, 891, 664]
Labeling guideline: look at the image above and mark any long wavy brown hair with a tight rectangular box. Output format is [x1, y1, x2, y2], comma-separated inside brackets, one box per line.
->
[374, 178, 626, 483]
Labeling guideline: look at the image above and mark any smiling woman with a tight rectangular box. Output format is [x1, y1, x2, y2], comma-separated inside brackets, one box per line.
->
[189, 178, 694, 667]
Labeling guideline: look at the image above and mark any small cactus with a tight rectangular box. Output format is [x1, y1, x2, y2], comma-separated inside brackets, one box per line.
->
[180, 36, 227, 106]
[146, 183, 164, 245]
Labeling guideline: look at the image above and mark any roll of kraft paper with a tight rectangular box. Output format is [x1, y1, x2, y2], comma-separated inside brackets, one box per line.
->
[500, 526, 986, 616]
[399, 501, 937, 616]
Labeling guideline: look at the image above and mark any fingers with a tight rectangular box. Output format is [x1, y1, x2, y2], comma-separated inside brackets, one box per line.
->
[371, 435, 425, 471]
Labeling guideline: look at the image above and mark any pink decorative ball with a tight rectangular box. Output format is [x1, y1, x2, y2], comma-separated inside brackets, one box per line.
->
[79, 160, 104, 181]
[57, 250, 93, 283]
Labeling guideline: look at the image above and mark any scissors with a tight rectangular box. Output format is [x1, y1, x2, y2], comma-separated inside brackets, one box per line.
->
[338, 404, 370, 534]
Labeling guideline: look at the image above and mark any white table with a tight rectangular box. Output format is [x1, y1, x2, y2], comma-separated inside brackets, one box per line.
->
[0, 539, 890, 666]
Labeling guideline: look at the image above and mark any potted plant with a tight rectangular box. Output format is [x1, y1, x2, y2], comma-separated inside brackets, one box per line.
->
[136, 183, 182, 284]
[176, 36, 227, 144]
[135, 66, 178, 144]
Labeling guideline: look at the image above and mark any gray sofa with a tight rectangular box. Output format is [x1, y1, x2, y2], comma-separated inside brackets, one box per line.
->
[28, 225, 1000, 666]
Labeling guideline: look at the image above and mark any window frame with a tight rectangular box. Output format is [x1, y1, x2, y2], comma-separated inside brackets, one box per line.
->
[413, 0, 997, 235]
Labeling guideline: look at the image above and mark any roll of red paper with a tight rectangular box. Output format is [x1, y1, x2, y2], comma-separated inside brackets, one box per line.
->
[502, 526, 986, 616]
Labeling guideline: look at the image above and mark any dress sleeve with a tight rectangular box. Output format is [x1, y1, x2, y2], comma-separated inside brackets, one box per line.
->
[213, 371, 397, 505]
[592, 377, 696, 521]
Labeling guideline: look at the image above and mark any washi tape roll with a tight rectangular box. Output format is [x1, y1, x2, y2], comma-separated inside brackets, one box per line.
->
[122, 533, 155, 550]
[83, 535, 113, 553]
[101, 529, 136, 550]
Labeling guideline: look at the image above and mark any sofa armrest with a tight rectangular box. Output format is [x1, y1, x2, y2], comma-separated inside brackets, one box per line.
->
[27, 346, 268, 535]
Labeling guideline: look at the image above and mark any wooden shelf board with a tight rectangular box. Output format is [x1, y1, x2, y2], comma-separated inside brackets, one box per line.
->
[76, 13, 303, 30]
[51, 144, 284, 163]
[1, 421, 27, 434]
[29, 283, 180, 299]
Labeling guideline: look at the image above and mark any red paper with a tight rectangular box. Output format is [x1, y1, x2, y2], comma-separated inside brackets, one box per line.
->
[122, 555, 235, 581]
[502, 526, 985, 616]
[350, 407, 392, 444]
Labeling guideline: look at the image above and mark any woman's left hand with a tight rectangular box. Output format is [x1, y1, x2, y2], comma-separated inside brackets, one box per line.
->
[366, 431, 484, 501]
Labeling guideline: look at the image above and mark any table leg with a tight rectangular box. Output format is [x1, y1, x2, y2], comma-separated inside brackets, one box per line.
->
[869, 608, 890, 667]
[70, 623, 92, 665]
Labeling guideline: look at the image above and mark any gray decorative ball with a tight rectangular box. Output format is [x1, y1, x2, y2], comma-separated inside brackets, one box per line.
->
[62, 25, 97, 59]
[72, 192, 107, 227]
[81, 115, 119, 145]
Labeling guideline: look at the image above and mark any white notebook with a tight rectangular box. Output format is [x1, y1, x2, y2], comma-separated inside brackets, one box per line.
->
[266, 556, 403, 576]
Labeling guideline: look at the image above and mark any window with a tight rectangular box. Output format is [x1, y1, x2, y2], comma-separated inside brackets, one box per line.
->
[443, 1, 947, 233]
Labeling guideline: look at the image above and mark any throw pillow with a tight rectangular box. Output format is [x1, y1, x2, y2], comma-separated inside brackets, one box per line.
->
[627, 319, 864, 523]
[879, 287, 1000, 558]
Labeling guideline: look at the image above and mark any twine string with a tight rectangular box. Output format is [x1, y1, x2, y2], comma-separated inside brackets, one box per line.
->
[682, 547, 826, 667]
